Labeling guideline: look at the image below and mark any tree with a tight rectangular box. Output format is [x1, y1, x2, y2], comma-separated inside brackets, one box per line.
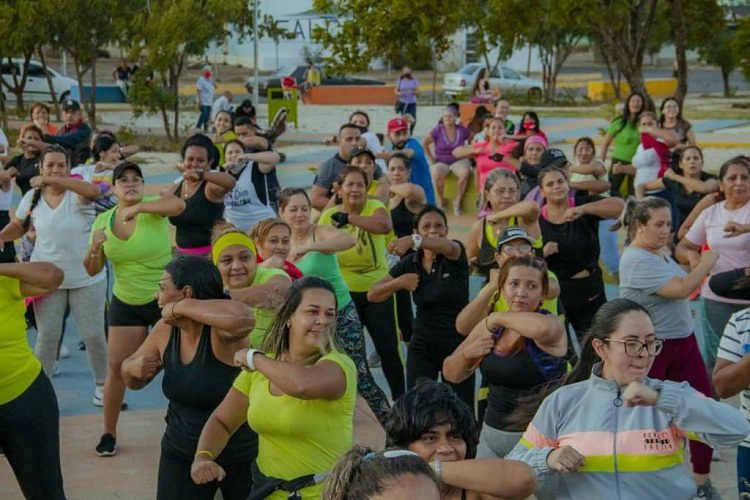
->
[733, 17, 750, 85]
[258, 14, 294, 70]
[701, 30, 737, 97]
[0, 0, 45, 115]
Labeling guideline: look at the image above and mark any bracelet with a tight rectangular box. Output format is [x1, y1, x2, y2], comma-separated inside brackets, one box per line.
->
[195, 450, 214, 460]
[170, 301, 180, 320]
[246, 349, 265, 371]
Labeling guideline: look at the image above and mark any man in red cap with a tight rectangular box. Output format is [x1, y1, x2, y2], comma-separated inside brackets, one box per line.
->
[386, 118, 435, 205]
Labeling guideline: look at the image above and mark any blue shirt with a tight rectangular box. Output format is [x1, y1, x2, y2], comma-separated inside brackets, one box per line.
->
[394, 138, 435, 205]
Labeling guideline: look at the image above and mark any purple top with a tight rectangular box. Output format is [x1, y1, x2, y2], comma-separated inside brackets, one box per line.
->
[429, 123, 472, 164]
[397, 78, 419, 104]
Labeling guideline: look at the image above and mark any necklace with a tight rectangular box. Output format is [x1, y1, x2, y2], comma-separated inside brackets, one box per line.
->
[182, 181, 199, 199]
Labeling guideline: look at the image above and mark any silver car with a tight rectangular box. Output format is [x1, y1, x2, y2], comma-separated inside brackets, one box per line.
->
[0, 59, 77, 104]
[443, 63, 543, 100]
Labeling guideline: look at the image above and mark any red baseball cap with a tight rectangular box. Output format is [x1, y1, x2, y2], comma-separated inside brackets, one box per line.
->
[387, 118, 409, 133]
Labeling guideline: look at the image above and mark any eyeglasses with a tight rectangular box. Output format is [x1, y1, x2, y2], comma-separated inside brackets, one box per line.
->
[116, 177, 144, 186]
[604, 338, 664, 357]
[500, 244, 532, 255]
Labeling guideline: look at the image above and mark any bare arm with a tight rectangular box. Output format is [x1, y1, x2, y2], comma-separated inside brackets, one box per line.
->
[677, 193, 716, 240]
[641, 126, 679, 147]
[0, 262, 64, 297]
[202, 171, 236, 202]
[308, 225, 356, 254]
[714, 357, 750, 399]
[663, 170, 718, 194]
[247, 351, 348, 400]
[310, 185, 330, 212]
[129, 194, 186, 217]
[0, 217, 28, 243]
[636, 179, 665, 198]
[372, 179, 390, 205]
[452, 145, 479, 160]
[39, 177, 100, 201]
[388, 182, 426, 205]
[229, 275, 291, 309]
[121, 322, 167, 390]
[466, 220, 482, 265]
[348, 207, 392, 234]
[569, 179, 611, 195]
[486, 311, 567, 356]
[367, 274, 407, 303]
[675, 238, 702, 269]
[577, 197, 624, 220]
[486, 201, 541, 225]
[422, 134, 435, 163]
[455, 285, 494, 335]
[168, 299, 255, 340]
[570, 160, 606, 177]
[437, 458, 537, 500]
[192, 388, 250, 471]
[237, 151, 281, 174]
[654, 251, 717, 299]
[600, 133, 613, 162]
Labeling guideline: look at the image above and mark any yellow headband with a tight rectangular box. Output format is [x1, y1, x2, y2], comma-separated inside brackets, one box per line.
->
[212, 232, 256, 265]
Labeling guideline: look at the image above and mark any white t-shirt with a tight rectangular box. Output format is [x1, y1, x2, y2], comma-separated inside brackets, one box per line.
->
[685, 200, 750, 304]
[223, 163, 275, 233]
[0, 127, 8, 156]
[196, 76, 215, 107]
[631, 144, 660, 192]
[716, 308, 750, 447]
[362, 131, 386, 174]
[211, 95, 231, 120]
[16, 189, 105, 289]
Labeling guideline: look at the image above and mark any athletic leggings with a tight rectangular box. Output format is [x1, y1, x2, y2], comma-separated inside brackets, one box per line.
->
[336, 301, 391, 426]
[0, 371, 65, 500]
[648, 334, 713, 475]
[350, 291, 405, 400]
[558, 274, 607, 338]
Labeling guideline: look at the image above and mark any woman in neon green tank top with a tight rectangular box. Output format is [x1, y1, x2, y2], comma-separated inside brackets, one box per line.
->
[279, 187, 391, 426]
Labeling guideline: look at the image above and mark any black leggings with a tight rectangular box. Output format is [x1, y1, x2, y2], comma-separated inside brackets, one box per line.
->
[0, 371, 65, 500]
[157, 444, 253, 500]
[559, 274, 607, 338]
[350, 291, 405, 400]
[407, 330, 475, 415]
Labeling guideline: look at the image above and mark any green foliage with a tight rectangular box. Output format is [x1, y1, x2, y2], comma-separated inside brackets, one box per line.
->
[734, 18, 750, 84]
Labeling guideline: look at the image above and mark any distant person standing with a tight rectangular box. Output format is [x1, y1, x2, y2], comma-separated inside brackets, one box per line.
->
[196, 65, 216, 132]
[395, 66, 419, 133]
[112, 59, 132, 98]
[301, 61, 321, 99]
[211, 90, 233, 122]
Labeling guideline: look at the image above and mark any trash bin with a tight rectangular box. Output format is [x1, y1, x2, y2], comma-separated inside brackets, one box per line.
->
[267, 87, 298, 129]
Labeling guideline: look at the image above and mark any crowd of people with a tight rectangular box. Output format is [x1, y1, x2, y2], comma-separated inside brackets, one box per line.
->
[0, 87, 749, 500]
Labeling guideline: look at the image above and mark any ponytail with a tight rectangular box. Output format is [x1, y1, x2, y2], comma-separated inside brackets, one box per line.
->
[22, 189, 43, 231]
[609, 196, 670, 245]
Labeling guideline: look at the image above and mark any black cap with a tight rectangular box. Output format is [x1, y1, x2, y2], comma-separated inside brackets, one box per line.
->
[539, 148, 568, 169]
[112, 162, 144, 182]
[496, 226, 535, 251]
[63, 99, 81, 111]
[349, 147, 376, 162]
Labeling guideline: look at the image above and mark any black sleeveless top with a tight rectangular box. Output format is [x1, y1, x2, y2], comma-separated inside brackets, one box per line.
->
[391, 198, 415, 238]
[161, 324, 257, 463]
[476, 217, 498, 276]
[168, 180, 225, 248]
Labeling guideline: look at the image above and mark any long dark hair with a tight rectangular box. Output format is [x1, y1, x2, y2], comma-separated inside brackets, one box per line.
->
[615, 92, 647, 134]
[92, 135, 120, 162]
[22, 145, 70, 231]
[164, 256, 225, 300]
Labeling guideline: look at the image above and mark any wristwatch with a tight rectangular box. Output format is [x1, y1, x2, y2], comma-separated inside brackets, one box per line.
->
[411, 234, 423, 251]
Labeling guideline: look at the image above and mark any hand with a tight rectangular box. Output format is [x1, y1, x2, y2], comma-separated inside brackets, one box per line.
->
[161, 301, 183, 325]
[191, 458, 226, 485]
[489, 153, 504, 162]
[462, 329, 495, 360]
[663, 168, 676, 180]
[183, 169, 204, 182]
[16, 138, 26, 148]
[724, 221, 749, 238]
[546, 446, 585, 473]
[322, 135, 337, 146]
[234, 348, 251, 370]
[259, 254, 285, 270]
[29, 176, 47, 189]
[387, 236, 413, 256]
[563, 207, 585, 222]
[635, 186, 646, 199]
[399, 273, 419, 292]
[330, 212, 349, 228]
[612, 163, 623, 175]
[543, 241, 559, 257]
[91, 229, 107, 248]
[130, 353, 162, 380]
[94, 161, 115, 173]
[699, 250, 719, 268]
[622, 381, 659, 407]
[175, 162, 185, 173]
[119, 204, 141, 223]
[291, 244, 311, 261]
[331, 181, 341, 196]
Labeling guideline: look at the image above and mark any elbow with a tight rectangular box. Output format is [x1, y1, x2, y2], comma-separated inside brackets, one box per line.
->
[510, 464, 538, 499]
[47, 265, 65, 289]
[712, 375, 733, 399]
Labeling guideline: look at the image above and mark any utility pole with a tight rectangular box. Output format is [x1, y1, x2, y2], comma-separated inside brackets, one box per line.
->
[253, 0, 259, 106]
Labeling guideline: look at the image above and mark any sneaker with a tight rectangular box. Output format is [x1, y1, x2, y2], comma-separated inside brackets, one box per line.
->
[77, 341, 86, 351]
[696, 478, 722, 499]
[53, 362, 61, 377]
[368, 352, 381, 368]
[59, 344, 70, 359]
[93, 386, 104, 407]
[95, 433, 117, 457]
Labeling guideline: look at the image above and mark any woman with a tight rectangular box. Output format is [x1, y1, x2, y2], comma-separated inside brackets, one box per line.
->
[5, 124, 43, 196]
[453, 117, 518, 196]
[658, 97, 696, 166]
[601, 91, 647, 197]
[84, 162, 185, 457]
[120, 256, 256, 499]
[570, 137, 619, 276]
[636, 146, 718, 232]
[167, 134, 236, 257]
[677, 157, 750, 375]
[396, 66, 419, 132]
[319, 167, 405, 400]
[72, 134, 123, 214]
[508, 299, 746, 500]
[30, 102, 58, 136]
[423, 105, 472, 214]
[471, 68, 497, 103]
[0, 145, 109, 399]
[250, 218, 303, 280]
[467, 168, 541, 279]
[443, 256, 567, 458]
[325, 446, 439, 500]
[212, 224, 291, 348]
[279, 187, 391, 426]
[190, 277, 357, 499]
[211, 110, 236, 167]
[349, 147, 389, 205]
[221, 139, 277, 233]
[513, 112, 546, 143]
[617, 197, 721, 494]
[0, 261, 65, 499]
[369, 206, 474, 409]
[385, 379, 538, 500]
[538, 166, 624, 335]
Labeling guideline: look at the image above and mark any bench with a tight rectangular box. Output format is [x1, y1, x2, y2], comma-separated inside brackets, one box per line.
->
[302, 85, 396, 105]
[70, 85, 126, 103]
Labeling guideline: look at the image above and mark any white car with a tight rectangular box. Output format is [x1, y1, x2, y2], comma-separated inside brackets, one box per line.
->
[443, 63, 543, 101]
[0, 58, 77, 104]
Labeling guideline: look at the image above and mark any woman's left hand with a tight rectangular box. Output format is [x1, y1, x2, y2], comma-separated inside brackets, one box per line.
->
[563, 207, 585, 222]
[234, 348, 251, 370]
[29, 176, 47, 189]
[161, 301, 182, 325]
[622, 381, 659, 407]
[387, 236, 413, 256]
[724, 221, 749, 238]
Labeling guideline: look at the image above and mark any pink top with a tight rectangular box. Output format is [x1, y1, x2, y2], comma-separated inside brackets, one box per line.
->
[473, 140, 518, 191]
[685, 200, 750, 304]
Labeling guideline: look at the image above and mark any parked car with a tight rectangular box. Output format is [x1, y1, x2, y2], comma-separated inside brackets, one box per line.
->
[0, 58, 77, 104]
[245, 65, 385, 96]
[443, 63, 543, 101]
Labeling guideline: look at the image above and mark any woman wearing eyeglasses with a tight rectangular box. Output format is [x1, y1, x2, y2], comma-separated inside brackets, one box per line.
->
[84, 162, 185, 457]
[443, 256, 568, 459]
[615, 196, 722, 497]
[508, 299, 746, 500]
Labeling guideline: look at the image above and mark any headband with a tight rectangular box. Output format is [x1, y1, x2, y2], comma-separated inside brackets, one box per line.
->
[523, 135, 548, 151]
[212, 232, 256, 265]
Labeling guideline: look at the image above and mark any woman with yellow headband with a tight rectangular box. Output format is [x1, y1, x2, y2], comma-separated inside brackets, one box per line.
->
[211, 223, 291, 348]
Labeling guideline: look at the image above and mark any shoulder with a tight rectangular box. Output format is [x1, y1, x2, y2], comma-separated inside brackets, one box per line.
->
[320, 351, 357, 380]
[365, 198, 387, 212]
[232, 369, 261, 396]
[319, 206, 337, 223]
[256, 266, 290, 282]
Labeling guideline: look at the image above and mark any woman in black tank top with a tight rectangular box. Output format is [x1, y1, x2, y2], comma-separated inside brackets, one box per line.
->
[387, 153, 426, 238]
[121, 257, 256, 500]
[167, 135, 235, 255]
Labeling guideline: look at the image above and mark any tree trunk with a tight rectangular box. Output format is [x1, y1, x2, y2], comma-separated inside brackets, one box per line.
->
[672, 0, 688, 103]
[0, 90, 7, 130]
[171, 65, 180, 142]
[722, 70, 730, 98]
[431, 50, 438, 105]
[38, 49, 61, 120]
[87, 49, 98, 128]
